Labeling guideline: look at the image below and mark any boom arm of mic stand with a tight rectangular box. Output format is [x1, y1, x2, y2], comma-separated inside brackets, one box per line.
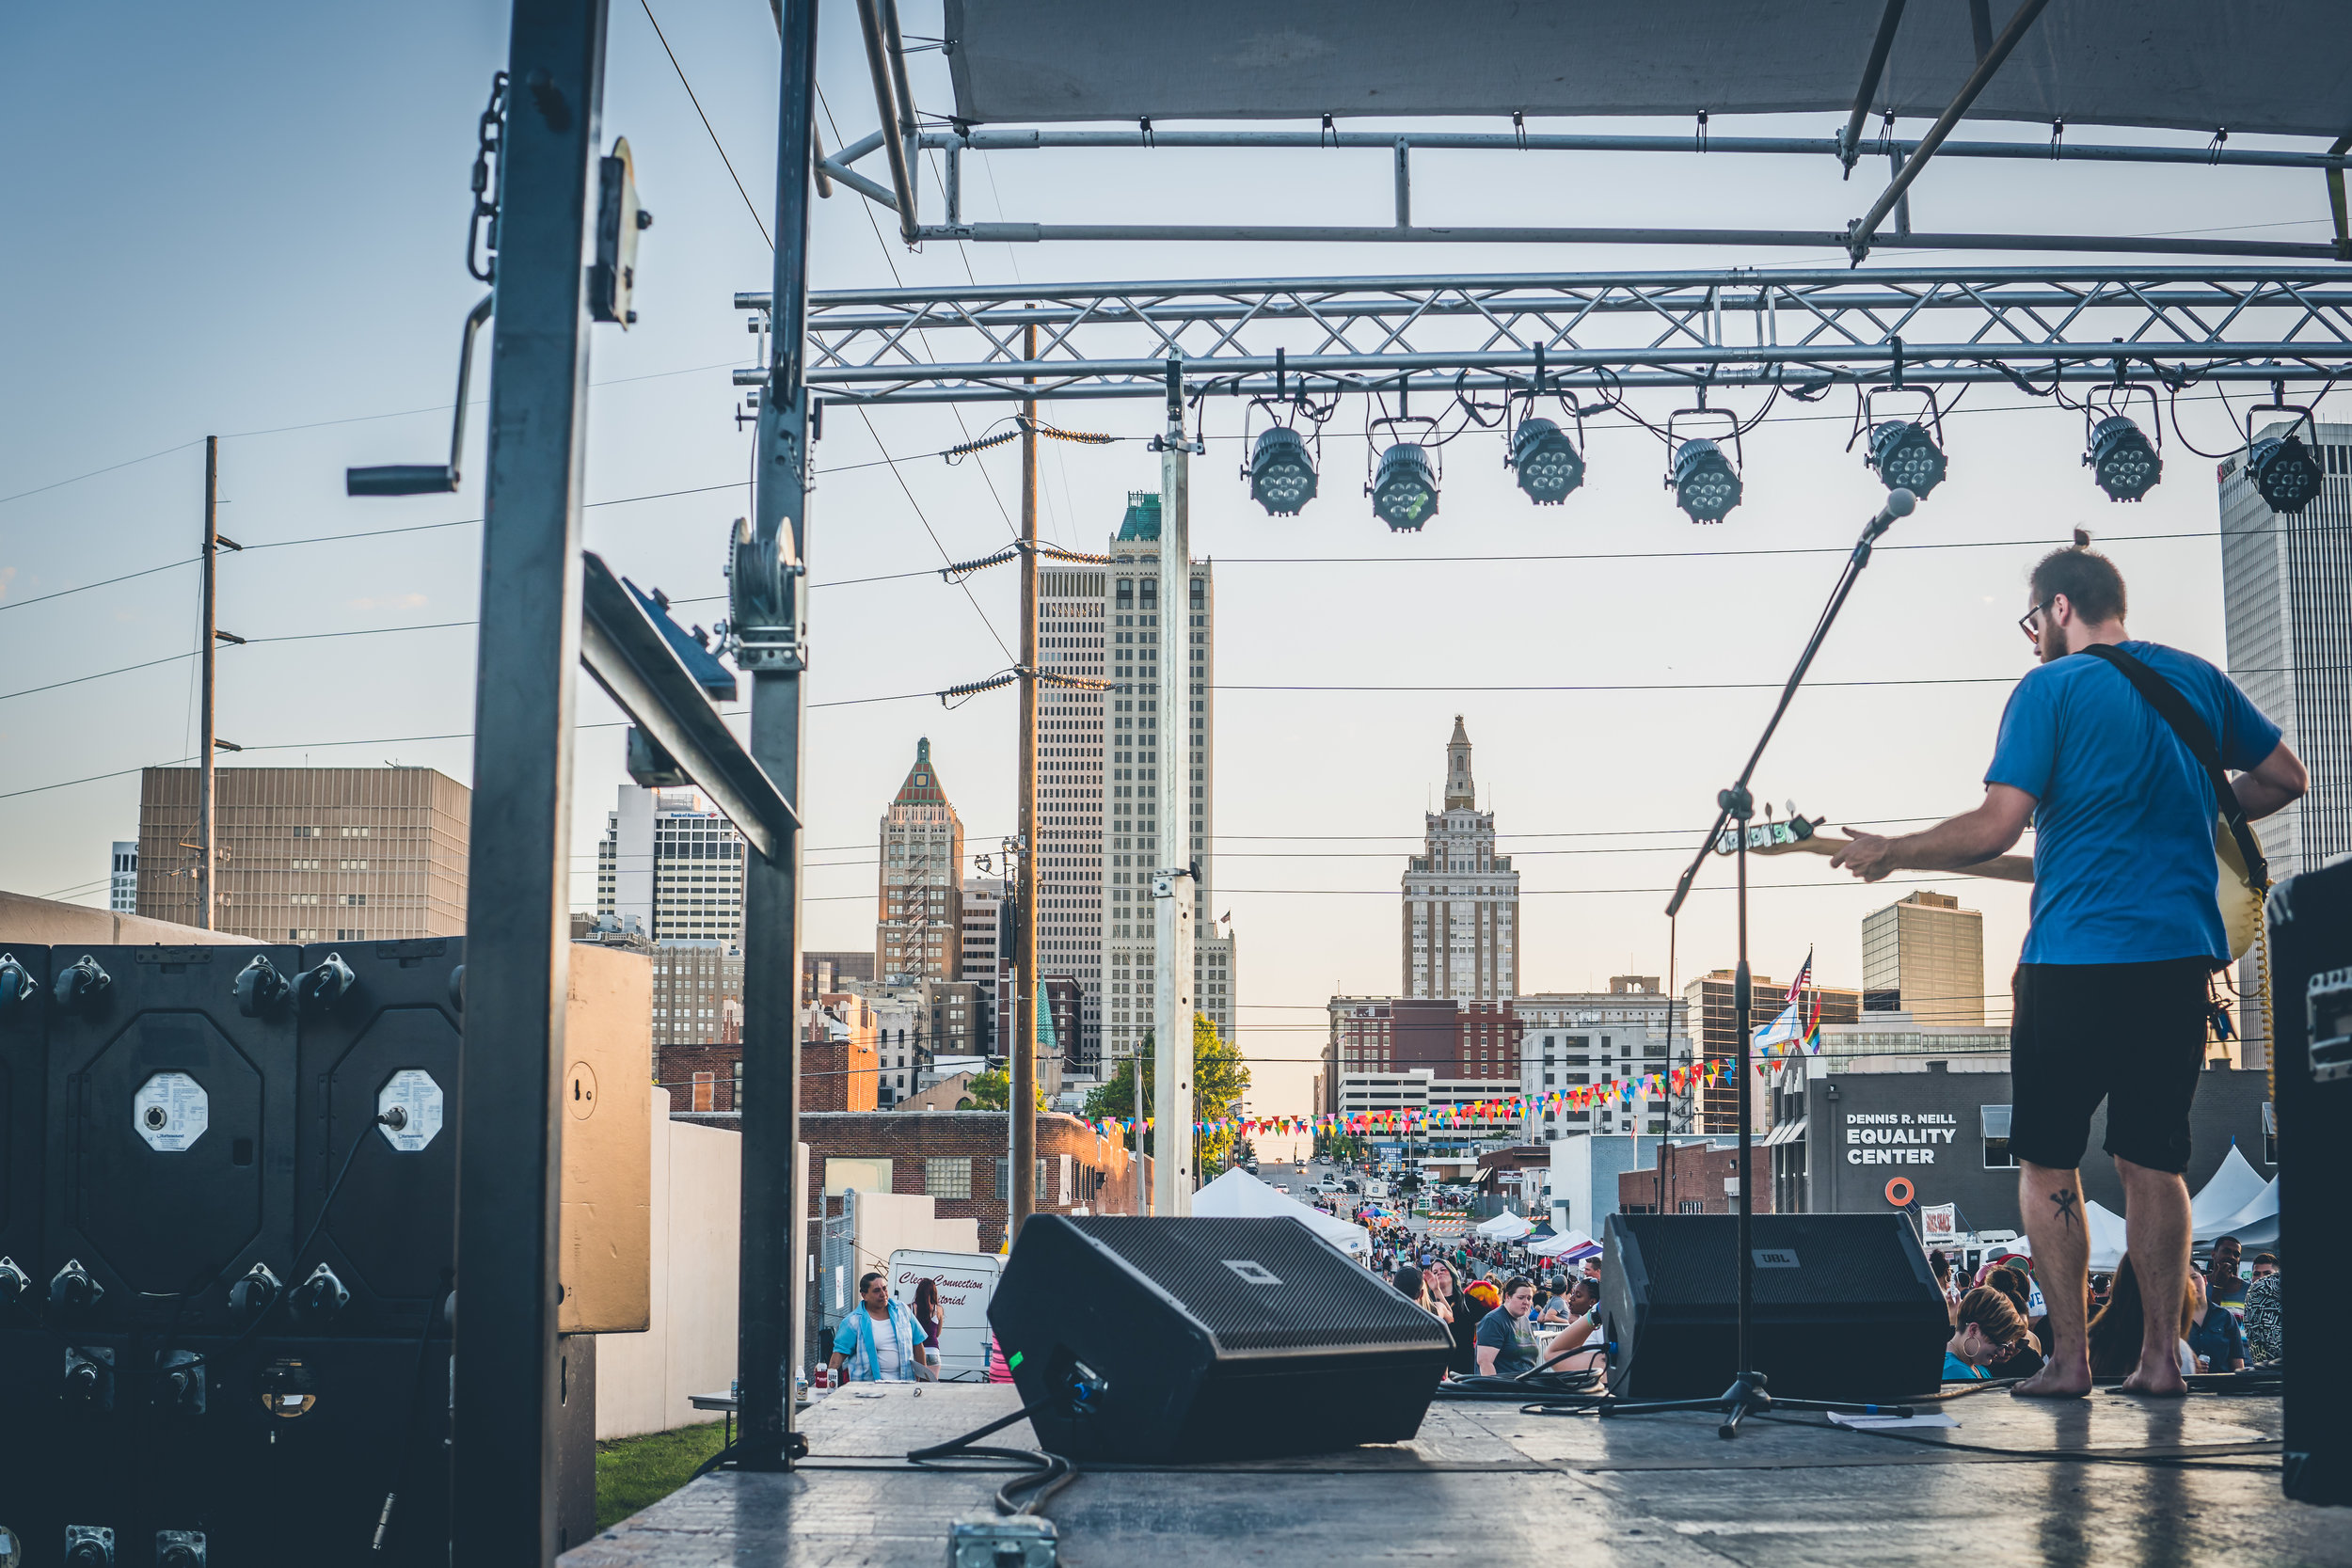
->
[1661, 489, 1916, 921]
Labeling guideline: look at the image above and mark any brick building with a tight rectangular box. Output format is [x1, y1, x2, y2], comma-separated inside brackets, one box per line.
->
[802, 1111, 1145, 1253]
[804, 993, 882, 1113]
[1321, 996, 1525, 1114]
[658, 1043, 743, 1114]
[1617, 1141, 1772, 1216]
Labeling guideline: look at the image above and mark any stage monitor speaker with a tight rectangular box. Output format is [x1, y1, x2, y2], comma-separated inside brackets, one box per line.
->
[1602, 1212, 1949, 1400]
[2270, 855, 2351, 1506]
[988, 1214, 1450, 1463]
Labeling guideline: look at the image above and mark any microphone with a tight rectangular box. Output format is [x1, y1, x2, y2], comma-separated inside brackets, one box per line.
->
[1866, 487, 1917, 540]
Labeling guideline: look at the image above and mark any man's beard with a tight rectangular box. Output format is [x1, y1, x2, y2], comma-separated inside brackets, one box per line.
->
[2039, 621, 2072, 663]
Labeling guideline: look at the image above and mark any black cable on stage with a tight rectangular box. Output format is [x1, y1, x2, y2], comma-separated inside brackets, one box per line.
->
[908, 1396, 1081, 1516]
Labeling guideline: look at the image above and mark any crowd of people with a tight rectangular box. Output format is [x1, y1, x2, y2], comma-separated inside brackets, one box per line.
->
[1373, 1236, 1606, 1382]
[1926, 1240, 2280, 1385]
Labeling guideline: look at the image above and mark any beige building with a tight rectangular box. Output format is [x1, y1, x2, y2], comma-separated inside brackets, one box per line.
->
[136, 766, 468, 941]
[1861, 890, 1985, 1025]
[1402, 719, 1518, 999]
[651, 942, 743, 1054]
[878, 738, 964, 985]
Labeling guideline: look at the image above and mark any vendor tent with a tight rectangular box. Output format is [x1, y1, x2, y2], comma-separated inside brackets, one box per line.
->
[1528, 1229, 1601, 1264]
[2190, 1145, 2269, 1237]
[1476, 1210, 1533, 1241]
[2201, 1178, 2280, 1251]
[1193, 1168, 1372, 1257]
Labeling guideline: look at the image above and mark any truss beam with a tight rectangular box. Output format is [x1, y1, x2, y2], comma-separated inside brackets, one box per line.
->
[739, 268, 2352, 405]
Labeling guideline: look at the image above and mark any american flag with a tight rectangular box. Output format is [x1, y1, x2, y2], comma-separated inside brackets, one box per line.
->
[1784, 948, 1814, 1006]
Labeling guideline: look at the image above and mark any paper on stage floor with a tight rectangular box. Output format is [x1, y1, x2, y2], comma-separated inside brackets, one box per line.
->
[1826, 1410, 1960, 1430]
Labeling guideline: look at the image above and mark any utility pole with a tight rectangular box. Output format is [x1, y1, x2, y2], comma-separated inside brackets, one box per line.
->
[1010, 319, 1039, 1240]
[197, 436, 218, 929]
[1152, 356, 1197, 1216]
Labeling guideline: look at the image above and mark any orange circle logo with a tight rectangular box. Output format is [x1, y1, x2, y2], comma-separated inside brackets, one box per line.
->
[1884, 1177, 1915, 1207]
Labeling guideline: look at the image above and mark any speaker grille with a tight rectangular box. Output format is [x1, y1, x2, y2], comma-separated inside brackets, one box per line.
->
[1618, 1214, 1936, 1311]
[1066, 1216, 1448, 1352]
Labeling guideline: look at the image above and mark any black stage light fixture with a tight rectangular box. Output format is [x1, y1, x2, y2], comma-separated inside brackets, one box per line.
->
[1371, 443, 1438, 531]
[1866, 420, 1947, 499]
[2247, 430, 2324, 515]
[1510, 417, 1586, 505]
[1671, 437, 1742, 522]
[2086, 414, 2162, 501]
[1248, 425, 1318, 515]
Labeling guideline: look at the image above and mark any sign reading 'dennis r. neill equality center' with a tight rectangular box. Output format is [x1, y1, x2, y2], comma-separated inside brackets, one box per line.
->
[1844, 1112, 1958, 1165]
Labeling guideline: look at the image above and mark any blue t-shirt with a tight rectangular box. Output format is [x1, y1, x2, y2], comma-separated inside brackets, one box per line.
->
[1985, 642, 2280, 965]
[1942, 1352, 1989, 1382]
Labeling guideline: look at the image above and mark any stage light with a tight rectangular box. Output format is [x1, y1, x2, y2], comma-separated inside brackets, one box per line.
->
[1670, 437, 1741, 522]
[1248, 425, 1318, 515]
[1866, 420, 1947, 498]
[1370, 443, 1438, 531]
[2247, 430, 2323, 515]
[2086, 415, 2162, 502]
[1509, 418, 1585, 505]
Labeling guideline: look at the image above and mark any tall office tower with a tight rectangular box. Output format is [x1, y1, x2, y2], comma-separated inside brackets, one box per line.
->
[1860, 890, 1985, 1024]
[108, 841, 138, 913]
[596, 784, 747, 943]
[1100, 492, 1234, 1071]
[2220, 423, 2352, 1065]
[651, 942, 745, 1053]
[876, 738, 966, 985]
[1038, 562, 1109, 1071]
[960, 876, 1005, 1053]
[1402, 718, 1519, 999]
[137, 766, 469, 941]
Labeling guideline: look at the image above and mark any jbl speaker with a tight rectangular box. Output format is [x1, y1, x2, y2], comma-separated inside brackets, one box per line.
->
[988, 1214, 1450, 1462]
[2270, 857, 2352, 1505]
[1602, 1212, 1949, 1399]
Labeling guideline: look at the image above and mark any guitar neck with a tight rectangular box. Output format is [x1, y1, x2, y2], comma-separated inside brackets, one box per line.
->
[1776, 833, 2034, 885]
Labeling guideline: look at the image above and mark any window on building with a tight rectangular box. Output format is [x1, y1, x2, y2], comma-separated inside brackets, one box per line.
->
[927, 1157, 974, 1198]
[1981, 1104, 2016, 1168]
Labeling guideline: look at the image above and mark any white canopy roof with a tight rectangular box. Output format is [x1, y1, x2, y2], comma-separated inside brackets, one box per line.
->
[2199, 1177, 2280, 1249]
[2190, 1146, 2270, 1239]
[945, 1, 2352, 138]
[1527, 1228, 1600, 1260]
[1476, 1209, 1533, 1240]
[1192, 1168, 1371, 1256]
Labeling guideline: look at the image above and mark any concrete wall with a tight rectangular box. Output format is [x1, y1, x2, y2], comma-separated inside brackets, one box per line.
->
[596, 1090, 747, 1440]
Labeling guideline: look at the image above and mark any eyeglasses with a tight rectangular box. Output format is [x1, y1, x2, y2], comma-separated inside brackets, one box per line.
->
[2018, 600, 2053, 641]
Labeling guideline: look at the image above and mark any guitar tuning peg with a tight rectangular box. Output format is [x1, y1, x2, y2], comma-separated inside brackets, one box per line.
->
[1784, 800, 1800, 819]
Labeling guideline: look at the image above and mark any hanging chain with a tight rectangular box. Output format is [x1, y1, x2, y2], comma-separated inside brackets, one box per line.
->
[467, 71, 510, 284]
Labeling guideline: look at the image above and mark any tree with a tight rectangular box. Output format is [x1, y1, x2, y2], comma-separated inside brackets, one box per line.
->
[962, 1066, 1045, 1112]
[1083, 1013, 1250, 1173]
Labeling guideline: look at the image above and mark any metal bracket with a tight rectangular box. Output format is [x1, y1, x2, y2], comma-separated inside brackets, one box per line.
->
[580, 551, 798, 861]
[728, 514, 807, 674]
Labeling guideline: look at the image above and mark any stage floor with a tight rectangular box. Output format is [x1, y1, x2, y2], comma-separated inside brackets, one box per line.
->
[564, 1382, 2343, 1567]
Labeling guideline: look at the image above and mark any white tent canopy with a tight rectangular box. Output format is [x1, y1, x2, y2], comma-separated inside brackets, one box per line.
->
[1192, 1168, 1371, 1256]
[945, 1, 2352, 138]
[1527, 1229, 1599, 1260]
[2191, 1147, 2272, 1241]
[1476, 1210, 1533, 1241]
[2201, 1178, 2280, 1250]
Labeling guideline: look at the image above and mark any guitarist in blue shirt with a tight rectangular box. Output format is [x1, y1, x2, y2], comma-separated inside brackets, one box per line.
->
[1831, 542, 2304, 1398]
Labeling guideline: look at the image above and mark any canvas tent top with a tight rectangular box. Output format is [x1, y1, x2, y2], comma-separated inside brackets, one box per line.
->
[2189, 1145, 2269, 1237]
[1192, 1167, 1372, 1256]
[944, 1, 2352, 139]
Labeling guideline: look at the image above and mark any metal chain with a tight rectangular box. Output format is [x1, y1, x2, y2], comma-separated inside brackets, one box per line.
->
[467, 71, 510, 284]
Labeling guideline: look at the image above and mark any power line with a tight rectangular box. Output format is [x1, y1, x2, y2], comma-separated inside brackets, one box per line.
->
[638, 0, 771, 246]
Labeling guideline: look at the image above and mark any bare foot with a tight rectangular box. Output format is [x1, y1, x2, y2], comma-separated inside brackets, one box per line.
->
[2010, 1360, 2092, 1399]
[2116, 1365, 2189, 1398]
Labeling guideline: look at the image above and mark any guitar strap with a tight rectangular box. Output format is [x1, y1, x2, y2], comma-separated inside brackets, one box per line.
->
[2075, 643, 2269, 893]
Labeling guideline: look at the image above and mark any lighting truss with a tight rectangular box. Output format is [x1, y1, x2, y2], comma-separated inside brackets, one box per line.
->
[743, 268, 2352, 406]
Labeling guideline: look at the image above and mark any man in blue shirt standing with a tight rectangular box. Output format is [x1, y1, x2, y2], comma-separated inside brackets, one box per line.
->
[1831, 543, 2304, 1398]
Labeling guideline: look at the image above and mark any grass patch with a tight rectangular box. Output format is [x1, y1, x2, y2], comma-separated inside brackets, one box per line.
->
[595, 1419, 728, 1530]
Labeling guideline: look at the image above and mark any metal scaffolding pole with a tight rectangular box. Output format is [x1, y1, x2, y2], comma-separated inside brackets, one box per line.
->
[196, 436, 218, 930]
[1152, 356, 1196, 1216]
[449, 0, 609, 1558]
[734, 0, 818, 1475]
[1011, 322, 1040, 1240]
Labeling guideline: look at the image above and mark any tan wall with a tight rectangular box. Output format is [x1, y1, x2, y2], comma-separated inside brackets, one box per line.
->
[0, 890, 261, 947]
[596, 1090, 747, 1439]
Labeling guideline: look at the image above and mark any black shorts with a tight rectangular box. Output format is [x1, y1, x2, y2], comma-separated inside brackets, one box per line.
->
[2008, 958, 2211, 1174]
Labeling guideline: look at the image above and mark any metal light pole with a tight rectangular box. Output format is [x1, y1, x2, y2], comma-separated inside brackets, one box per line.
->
[1010, 322, 1040, 1240]
[734, 0, 818, 1474]
[450, 0, 610, 1557]
[196, 436, 218, 929]
[1152, 356, 1196, 1216]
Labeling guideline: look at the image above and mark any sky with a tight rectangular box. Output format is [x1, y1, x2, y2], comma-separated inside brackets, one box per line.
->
[4, 1, 2338, 1119]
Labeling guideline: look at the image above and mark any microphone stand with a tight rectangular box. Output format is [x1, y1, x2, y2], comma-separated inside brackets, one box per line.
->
[1605, 488, 1918, 1439]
